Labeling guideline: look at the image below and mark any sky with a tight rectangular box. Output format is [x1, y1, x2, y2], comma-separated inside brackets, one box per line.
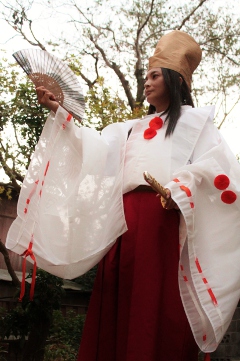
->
[0, 0, 239, 160]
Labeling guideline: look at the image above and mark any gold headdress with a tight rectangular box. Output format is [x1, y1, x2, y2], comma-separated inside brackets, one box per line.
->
[148, 30, 202, 89]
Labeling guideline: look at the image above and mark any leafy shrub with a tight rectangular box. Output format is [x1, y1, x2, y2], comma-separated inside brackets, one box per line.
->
[43, 310, 86, 361]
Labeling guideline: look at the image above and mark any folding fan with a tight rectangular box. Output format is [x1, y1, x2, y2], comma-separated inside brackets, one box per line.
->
[13, 49, 85, 121]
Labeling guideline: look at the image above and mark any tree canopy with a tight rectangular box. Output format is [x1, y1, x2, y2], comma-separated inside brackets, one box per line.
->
[0, 57, 48, 191]
[0, 0, 239, 189]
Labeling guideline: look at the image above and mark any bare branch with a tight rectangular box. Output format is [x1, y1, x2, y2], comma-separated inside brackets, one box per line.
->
[74, 3, 100, 32]
[2, 2, 46, 50]
[0, 240, 21, 288]
[135, 0, 155, 104]
[203, 45, 240, 66]
[12, 118, 22, 150]
[79, 51, 99, 87]
[105, 26, 121, 52]
[177, 0, 208, 30]
[89, 34, 135, 110]
[79, 71, 97, 88]
[0, 150, 22, 192]
[28, 18, 46, 50]
[218, 95, 240, 129]
[73, 2, 137, 106]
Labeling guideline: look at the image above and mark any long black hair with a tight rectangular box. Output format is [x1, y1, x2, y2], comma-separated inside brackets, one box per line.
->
[147, 68, 194, 137]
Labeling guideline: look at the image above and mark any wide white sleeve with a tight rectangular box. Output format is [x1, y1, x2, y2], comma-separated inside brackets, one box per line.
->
[190, 120, 221, 162]
[166, 130, 240, 352]
[6, 107, 128, 279]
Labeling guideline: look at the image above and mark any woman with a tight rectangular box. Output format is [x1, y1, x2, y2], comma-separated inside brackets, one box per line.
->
[74, 32, 205, 361]
[7, 31, 240, 360]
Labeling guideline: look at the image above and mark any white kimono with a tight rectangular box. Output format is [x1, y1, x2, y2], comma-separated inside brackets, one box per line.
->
[6, 105, 240, 352]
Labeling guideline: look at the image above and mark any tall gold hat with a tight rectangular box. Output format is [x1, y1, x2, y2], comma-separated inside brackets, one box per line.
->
[148, 30, 202, 89]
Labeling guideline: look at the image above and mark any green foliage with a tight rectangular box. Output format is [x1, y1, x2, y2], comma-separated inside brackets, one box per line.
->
[43, 310, 85, 361]
[0, 57, 146, 183]
[0, 184, 13, 200]
[67, 55, 83, 78]
[22, 269, 64, 322]
[0, 306, 86, 361]
[0, 269, 64, 341]
[0, 270, 66, 360]
[0, 343, 8, 361]
[84, 77, 129, 130]
[1, 0, 240, 177]
[0, 306, 29, 341]
[0, 308, 8, 360]
[84, 77, 148, 131]
[74, 265, 97, 291]
[0, 58, 48, 183]
[9, 82, 48, 148]
[0, 59, 48, 142]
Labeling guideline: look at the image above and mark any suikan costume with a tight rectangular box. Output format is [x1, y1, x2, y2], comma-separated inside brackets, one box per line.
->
[6, 104, 240, 354]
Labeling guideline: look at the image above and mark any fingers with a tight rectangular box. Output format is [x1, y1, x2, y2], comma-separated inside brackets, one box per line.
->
[36, 86, 56, 103]
[160, 197, 167, 208]
[36, 86, 59, 113]
[160, 196, 178, 210]
[159, 189, 179, 210]
[160, 197, 174, 209]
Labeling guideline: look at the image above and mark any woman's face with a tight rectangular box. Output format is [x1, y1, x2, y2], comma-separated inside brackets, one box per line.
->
[144, 68, 170, 112]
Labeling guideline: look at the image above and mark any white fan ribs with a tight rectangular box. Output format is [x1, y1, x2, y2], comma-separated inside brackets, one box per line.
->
[13, 49, 85, 121]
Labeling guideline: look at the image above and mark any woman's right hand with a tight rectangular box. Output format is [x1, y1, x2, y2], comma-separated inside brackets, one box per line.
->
[36, 86, 59, 113]
[159, 189, 179, 210]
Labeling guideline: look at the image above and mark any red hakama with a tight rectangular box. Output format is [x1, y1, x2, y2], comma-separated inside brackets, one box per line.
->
[77, 190, 198, 361]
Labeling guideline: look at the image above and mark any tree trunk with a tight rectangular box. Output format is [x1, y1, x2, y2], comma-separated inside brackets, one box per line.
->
[21, 316, 52, 361]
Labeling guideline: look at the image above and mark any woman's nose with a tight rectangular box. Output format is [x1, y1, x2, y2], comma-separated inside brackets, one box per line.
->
[144, 80, 150, 88]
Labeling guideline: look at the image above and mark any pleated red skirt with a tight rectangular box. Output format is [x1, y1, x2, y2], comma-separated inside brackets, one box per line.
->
[77, 190, 198, 361]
